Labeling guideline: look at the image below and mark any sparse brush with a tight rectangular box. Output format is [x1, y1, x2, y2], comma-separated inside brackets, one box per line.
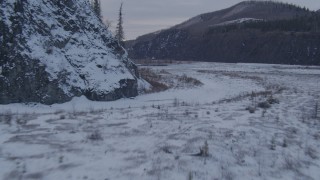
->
[220, 164, 234, 180]
[270, 136, 276, 150]
[89, 106, 95, 113]
[139, 68, 169, 93]
[199, 141, 209, 157]
[54, 109, 65, 114]
[178, 74, 203, 87]
[59, 156, 64, 163]
[187, 171, 193, 180]
[234, 150, 246, 165]
[173, 98, 179, 107]
[258, 101, 271, 109]
[314, 102, 318, 118]
[282, 139, 288, 148]
[3, 111, 13, 125]
[16, 118, 27, 125]
[267, 95, 279, 104]
[87, 131, 103, 141]
[283, 154, 301, 171]
[162, 146, 172, 154]
[246, 106, 256, 113]
[261, 109, 267, 117]
[305, 146, 318, 159]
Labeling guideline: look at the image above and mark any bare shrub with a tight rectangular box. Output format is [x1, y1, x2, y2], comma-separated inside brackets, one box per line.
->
[139, 68, 169, 93]
[199, 141, 209, 157]
[60, 115, 66, 119]
[59, 156, 64, 163]
[187, 171, 193, 180]
[258, 101, 271, 109]
[305, 146, 318, 159]
[173, 98, 179, 107]
[148, 80, 169, 93]
[270, 136, 276, 150]
[246, 106, 256, 113]
[147, 158, 162, 179]
[314, 102, 318, 118]
[2, 111, 13, 125]
[197, 70, 263, 85]
[220, 164, 234, 180]
[261, 109, 267, 117]
[89, 106, 95, 114]
[87, 131, 103, 141]
[267, 95, 279, 104]
[218, 90, 272, 104]
[233, 150, 246, 165]
[283, 154, 301, 172]
[282, 139, 288, 148]
[16, 117, 27, 125]
[161, 145, 172, 154]
[313, 132, 320, 140]
[54, 110, 65, 114]
[177, 74, 203, 87]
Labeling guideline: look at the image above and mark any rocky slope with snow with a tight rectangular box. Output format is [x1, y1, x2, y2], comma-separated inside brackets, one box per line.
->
[127, 1, 320, 65]
[0, 0, 140, 105]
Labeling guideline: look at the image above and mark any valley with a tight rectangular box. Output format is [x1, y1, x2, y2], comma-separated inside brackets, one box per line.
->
[1, 62, 320, 180]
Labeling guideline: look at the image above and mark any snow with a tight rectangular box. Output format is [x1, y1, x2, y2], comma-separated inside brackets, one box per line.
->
[1, 62, 320, 180]
[213, 18, 263, 27]
[1, 0, 135, 97]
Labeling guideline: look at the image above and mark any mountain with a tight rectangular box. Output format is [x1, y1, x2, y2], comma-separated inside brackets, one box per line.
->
[174, 1, 310, 34]
[0, 0, 140, 105]
[127, 1, 320, 65]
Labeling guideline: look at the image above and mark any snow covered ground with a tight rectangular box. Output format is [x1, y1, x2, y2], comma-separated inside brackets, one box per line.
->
[1, 62, 320, 180]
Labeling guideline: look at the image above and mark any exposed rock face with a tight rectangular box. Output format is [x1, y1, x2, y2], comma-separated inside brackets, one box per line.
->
[0, 0, 140, 104]
[127, 1, 320, 65]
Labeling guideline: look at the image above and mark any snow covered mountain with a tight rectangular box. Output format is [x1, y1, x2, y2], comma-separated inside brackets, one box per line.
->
[127, 1, 320, 65]
[0, 0, 140, 104]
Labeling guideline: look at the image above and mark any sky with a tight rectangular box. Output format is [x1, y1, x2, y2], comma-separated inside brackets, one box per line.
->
[100, 0, 320, 40]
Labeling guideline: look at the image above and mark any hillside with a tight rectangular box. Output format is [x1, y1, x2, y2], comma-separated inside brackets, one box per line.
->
[174, 1, 310, 34]
[127, 1, 320, 65]
[0, 0, 140, 105]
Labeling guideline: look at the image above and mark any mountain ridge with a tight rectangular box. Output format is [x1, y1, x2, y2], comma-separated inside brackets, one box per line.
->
[174, 1, 310, 33]
[127, 1, 320, 65]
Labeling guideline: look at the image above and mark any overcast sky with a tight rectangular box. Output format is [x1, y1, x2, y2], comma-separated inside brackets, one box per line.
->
[100, 0, 320, 40]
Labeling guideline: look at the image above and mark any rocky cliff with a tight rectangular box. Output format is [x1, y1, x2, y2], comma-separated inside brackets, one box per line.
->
[0, 0, 140, 104]
[127, 1, 320, 65]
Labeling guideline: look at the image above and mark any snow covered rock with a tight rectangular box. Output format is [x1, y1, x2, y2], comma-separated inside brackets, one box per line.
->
[0, 0, 139, 104]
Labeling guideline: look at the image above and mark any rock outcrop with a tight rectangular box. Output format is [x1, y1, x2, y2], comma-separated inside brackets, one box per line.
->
[0, 0, 140, 104]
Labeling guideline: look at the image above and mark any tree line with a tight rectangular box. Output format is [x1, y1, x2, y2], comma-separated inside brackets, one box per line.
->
[243, 0, 310, 12]
[208, 13, 320, 34]
[207, 1, 318, 34]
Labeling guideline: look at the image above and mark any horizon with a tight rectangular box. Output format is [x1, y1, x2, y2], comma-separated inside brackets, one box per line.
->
[101, 0, 320, 40]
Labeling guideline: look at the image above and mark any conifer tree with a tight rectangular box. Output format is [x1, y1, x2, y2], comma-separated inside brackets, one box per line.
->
[115, 2, 124, 46]
[91, 0, 102, 19]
